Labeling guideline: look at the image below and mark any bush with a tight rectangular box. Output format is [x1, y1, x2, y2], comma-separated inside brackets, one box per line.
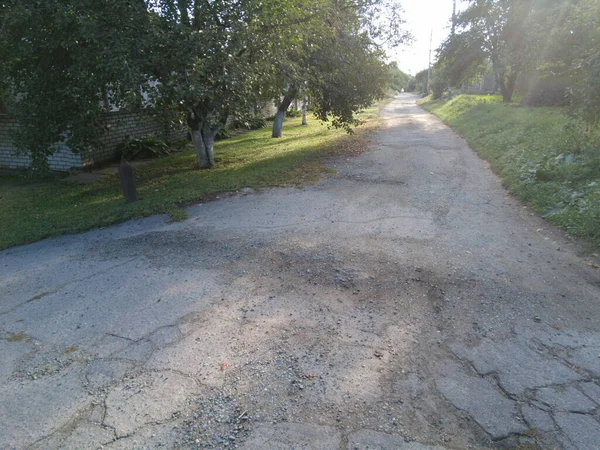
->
[522, 74, 570, 107]
[286, 109, 302, 118]
[215, 127, 230, 141]
[232, 114, 267, 130]
[432, 78, 447, 100]
[265, 109, 301, 120]
[116, 136, 170, 161]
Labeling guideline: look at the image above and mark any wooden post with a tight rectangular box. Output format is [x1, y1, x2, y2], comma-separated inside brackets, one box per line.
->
[118, 160, 138, 203]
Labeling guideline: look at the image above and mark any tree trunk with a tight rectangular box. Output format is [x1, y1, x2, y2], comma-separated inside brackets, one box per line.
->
[490, 54, 514, 103]
[498, 74, 516, 103]
[272, 90, 296, 138]
[30, 151, 50, 174]
[202, 122, 217, 167]
[493, 57, 517, 103]
[191, 128, 209, 168]
[189, 113, 219, 169]
[301, 97, 308, 125]
[272, 110, 286, 138]
[506, 72, 517, 102]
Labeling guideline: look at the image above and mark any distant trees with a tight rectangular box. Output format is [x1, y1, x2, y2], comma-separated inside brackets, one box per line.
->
[388, 62, 410, 92]
[408, 69, 429, 94]
[435, 0, 600, 123]
[436, 0, 540, 102]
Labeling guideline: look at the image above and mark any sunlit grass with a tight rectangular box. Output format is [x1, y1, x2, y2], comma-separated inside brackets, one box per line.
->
[0, 113, 381, 250]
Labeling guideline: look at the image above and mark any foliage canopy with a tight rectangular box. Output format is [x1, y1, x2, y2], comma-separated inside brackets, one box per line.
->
[0, 0, 408, 171]
[435, 0, 600, 122]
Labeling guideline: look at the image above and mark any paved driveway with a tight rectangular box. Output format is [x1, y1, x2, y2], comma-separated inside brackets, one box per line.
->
[1, 94, 599, 449]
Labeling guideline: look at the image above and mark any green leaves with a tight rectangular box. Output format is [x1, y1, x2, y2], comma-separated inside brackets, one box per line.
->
[1, 0, 154, 171]
[1, 0, 406, 171]
[436, 0, 600, 120]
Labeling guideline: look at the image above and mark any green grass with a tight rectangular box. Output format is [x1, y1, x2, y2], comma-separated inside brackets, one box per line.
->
[0, 113, 380, 250]
[419, 94, 600, 248]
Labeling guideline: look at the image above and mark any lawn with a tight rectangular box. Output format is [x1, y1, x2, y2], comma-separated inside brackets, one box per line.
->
[419, 94, 600, 248]
[0, 109, 382, 250]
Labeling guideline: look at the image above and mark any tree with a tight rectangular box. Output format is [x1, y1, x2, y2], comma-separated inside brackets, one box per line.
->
[148, 0, 288, 168]
[410, 69, 429, 94]
[388, 62, 410, 92]
[533, 0, 600, 126]
[0, 0, 153, 172]
[268, 0, 409, 138]
[435, 32, 487, 89]
[437, 0, 538, 102]
[308, 29, 390, 132]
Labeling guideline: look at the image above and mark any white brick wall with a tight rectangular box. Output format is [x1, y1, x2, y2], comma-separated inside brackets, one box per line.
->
[0, 116, 83, 171]
[0, 112, 185, 172]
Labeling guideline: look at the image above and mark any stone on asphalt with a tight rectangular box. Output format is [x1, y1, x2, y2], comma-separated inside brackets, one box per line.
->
[451, 339, 582, 395]
[347, 429, 447, 449]
[240, 423, 341, 450]
[554, 411, 600, 450]
[436, 361, 526, 440]
[521, 405, 555, 432]
[535, 385, 597, 413]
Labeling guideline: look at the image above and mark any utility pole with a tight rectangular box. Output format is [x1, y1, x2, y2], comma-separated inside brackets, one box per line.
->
[426, 29, 432, 94]
[451, 0, 457, 35]
[448, 0, 457, 98]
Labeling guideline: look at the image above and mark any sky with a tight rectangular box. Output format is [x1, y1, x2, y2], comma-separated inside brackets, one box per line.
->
[390, 0, 468, 75]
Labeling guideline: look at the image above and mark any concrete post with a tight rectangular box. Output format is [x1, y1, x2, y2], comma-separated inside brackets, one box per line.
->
[118, 160, 138, 203]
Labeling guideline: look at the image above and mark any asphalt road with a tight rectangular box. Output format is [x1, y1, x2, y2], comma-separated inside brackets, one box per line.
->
[1, 94, 600, 450]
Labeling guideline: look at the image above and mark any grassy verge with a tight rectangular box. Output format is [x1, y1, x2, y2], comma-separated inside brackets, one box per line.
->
[0, 107, 384, 250]
[419, 95, 600, 248]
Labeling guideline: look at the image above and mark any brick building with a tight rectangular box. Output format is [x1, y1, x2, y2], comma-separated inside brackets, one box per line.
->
[0, 111, 181, 172]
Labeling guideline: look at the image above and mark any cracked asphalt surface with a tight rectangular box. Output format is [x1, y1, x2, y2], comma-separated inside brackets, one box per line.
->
[1, 94, 600, 449]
